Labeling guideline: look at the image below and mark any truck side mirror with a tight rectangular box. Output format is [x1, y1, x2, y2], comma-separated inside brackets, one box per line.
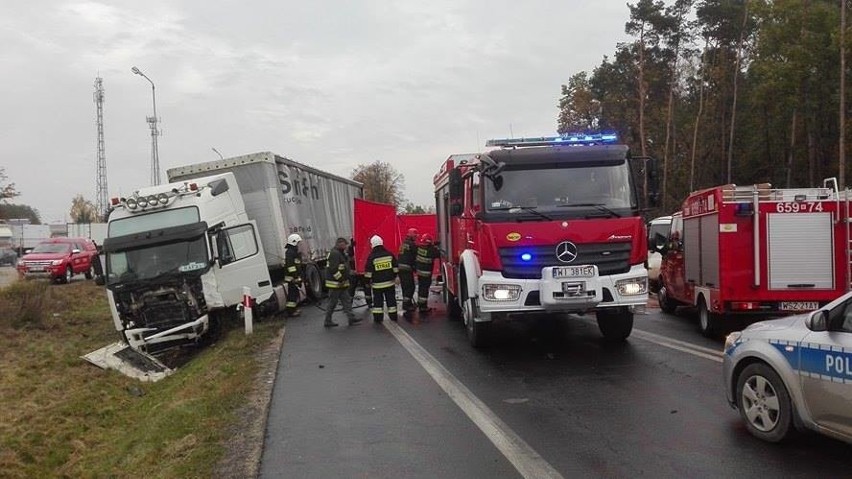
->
[806, 310, 828, 332]
[654, 233, 668, 254]
[449, 168, 463, 201]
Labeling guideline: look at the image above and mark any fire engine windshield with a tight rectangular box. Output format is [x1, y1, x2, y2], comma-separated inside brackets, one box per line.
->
[106, 238, 209, 284]
[484, 161, 637, 217]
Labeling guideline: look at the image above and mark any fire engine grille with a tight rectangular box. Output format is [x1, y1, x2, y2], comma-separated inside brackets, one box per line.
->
[499, 242, 632, 279]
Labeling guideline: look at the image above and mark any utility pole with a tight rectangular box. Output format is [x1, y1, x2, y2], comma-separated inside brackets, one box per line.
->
[841, 0, 847, 189]
[131, 66, 161, 185]
[93, 76, 108, 220]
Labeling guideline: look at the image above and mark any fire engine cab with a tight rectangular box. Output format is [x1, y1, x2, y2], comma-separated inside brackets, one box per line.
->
[657, 179, 851, 336]
[434, 133, 657, 347]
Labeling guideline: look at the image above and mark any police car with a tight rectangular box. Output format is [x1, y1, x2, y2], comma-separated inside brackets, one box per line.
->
[723, 291, 852, 444]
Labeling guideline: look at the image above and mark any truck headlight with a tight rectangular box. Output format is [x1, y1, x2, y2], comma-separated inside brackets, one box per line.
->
[51, 259, 63, 266]
[482, 284, 521, 301]
[615, 277, 647, 296]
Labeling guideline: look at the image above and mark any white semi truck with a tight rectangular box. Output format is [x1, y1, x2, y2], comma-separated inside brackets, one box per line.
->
[102, 151, 362, 352]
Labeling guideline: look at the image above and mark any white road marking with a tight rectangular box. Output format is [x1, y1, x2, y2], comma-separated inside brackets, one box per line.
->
[631, 328, 724, 363]
[383, 320, 564, 479]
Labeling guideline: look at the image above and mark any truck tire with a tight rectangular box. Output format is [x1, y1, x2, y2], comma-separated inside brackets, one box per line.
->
[596, 307, 633, 342]
[445, 283, 462, 320]
[736, 362, 796, 443]
[698, 297, 720, 337]
[304, 264, 324, 301]
[461, 280, 488, 348]
[62, 266, 73, 284]
[657, 284, 678, 314]
[84, 265, 94, 280]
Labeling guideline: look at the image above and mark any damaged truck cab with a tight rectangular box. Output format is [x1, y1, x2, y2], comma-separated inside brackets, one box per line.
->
[103, 173, 274, 352]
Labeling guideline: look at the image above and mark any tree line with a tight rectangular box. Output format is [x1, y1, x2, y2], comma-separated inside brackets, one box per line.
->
[557, 0, 849, 212]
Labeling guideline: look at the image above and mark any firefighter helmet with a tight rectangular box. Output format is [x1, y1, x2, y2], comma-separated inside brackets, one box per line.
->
[407, 228, 418, 239]
[419, 233, 433, 245]
[287, 233, 302, 246]
[370, 235, 383, 248]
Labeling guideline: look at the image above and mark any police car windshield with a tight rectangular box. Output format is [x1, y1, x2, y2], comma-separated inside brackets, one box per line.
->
[484, 162, 636, 214]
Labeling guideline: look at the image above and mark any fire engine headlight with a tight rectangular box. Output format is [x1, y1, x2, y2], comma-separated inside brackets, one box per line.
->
[126, 198, 138, 209]
[615, 277, 647, 296]
[157, 193, 169, 205]
[482, 284, 521, 301]
[147, 195, 158, 206]
[137, 197, 148, 208]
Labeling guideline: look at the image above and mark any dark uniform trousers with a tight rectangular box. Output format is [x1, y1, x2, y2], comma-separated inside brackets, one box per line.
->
[416, 268, 432, 312]
[371, 285, 397, 322]
[399, 264, 416, 311]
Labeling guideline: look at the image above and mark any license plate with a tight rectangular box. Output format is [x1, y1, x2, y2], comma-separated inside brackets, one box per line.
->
[779, 301, 818, 311]
[553, 265, 595, 279]
[29, 267, 44, 272]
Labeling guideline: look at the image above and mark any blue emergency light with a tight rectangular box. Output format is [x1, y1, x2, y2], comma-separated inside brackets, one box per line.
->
[486, 132, 618, 148]
[520, 253, 533, 262]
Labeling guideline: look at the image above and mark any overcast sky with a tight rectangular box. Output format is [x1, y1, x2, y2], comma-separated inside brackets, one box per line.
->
[1, 0, 630, 223]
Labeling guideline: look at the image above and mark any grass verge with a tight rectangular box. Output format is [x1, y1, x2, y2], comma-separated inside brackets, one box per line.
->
[0, 280, 283, 478]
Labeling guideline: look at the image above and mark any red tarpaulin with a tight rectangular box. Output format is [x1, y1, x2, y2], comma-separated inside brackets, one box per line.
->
[352, 199, 437, 274]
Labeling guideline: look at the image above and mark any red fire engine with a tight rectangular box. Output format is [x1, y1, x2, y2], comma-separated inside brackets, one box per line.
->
[434, 134, 657, 347]
[656, 179, 850, 336]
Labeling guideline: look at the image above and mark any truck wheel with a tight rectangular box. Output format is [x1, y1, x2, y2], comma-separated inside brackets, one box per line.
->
[304, 264, 324, 301]
[596, 307, 634, 342]
[84, 265, 94, 280]
[445, 284, 462, 320]
[736, 363, 795, 443]
[658, 284, 678, 314]
[63, 266, 73, 284]
[461, 281, 488, 348]
[698, 297, 720, 337]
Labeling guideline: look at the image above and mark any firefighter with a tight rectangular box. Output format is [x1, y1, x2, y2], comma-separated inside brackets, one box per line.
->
[284, 233, 303, 317]
[364, 235, 399, 323]
[415, 233, 440, 314]
[324, 237, 363, 327]
[347, 238, 372, 308]
[398, 228, 418, 312]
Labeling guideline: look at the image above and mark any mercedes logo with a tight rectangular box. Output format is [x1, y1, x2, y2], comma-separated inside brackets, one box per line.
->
[556, 241, 579, 263]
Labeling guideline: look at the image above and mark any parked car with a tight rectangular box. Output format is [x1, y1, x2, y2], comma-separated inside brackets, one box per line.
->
[16, 237, 98, 283]
[723, 292, 852, 444]
[646, 215, 672, 292]
[0, 248, 17, 266]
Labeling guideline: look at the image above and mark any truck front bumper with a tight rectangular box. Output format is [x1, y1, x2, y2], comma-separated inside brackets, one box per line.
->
[476, 263, 648, 316]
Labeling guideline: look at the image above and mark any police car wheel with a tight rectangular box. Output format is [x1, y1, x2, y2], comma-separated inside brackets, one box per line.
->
[736, 363, 795, 443]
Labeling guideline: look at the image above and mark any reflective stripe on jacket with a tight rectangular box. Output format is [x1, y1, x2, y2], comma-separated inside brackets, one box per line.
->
[365, 245, 398, 290]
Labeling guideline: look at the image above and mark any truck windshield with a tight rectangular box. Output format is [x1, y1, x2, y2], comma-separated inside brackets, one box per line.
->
[484, 162, 637, 216]
[31, 243, 71, 254]
[106, 237, 209, 284]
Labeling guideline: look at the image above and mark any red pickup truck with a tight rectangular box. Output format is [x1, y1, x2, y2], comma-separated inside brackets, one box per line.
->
[16, 237, 99, 283]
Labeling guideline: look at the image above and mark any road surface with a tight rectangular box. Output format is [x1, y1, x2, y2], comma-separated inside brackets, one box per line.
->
[260, 291, 850, 478]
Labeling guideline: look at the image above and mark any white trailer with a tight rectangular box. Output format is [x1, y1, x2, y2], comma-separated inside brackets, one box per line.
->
[167, 151, 362, 299]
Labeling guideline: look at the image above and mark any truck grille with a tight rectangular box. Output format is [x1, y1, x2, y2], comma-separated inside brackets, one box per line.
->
[498, 242, 632, 279]
[23, 260, 53, 267]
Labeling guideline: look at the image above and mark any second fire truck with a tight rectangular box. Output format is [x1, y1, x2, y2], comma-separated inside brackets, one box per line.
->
[434, 134, 657, 347]
[657, 179, 852, 336]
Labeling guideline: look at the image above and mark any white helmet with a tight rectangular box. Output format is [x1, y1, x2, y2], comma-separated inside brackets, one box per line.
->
[287, 233, 302, 246]
[370, 235, 383, 248]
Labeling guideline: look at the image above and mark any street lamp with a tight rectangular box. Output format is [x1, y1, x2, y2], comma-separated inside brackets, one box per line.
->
[212, 147, 224, 161]
[131, 66, 161, 186]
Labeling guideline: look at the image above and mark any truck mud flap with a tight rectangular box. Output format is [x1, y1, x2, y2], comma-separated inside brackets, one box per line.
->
[82, 342, 174, 382]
